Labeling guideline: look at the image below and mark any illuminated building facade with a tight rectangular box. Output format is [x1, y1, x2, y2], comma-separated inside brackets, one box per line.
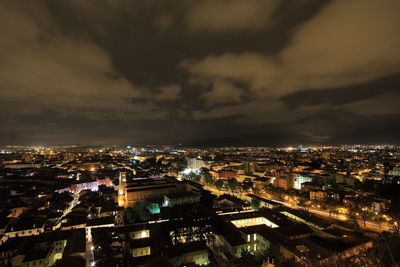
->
[118, 172, 127, 207]
[121, 177, 187, 208]
[274, 176, 292, 190]
[310, 190, 328, 201]
[186, 157, 206, 171]
[293, 174, 313, 190]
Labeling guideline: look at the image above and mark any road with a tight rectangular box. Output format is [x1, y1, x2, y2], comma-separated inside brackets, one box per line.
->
[62, 190, 81, 217]
[203, 184, 394, 232]
[86, 227, 95, 267]
[266, 196, 393, 232]
[53, 190, 81, 230]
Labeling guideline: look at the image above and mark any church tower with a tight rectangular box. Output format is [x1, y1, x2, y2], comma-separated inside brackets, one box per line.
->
[118, 171, 127, 207]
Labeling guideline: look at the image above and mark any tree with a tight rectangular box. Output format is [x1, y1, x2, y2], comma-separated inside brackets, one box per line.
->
[252, 187, 260, 195]
[228, 178, 238, 192]
[387, 196, 400, 234]
[125, 207, 137, 223]
[359, 210, 371, 228]
[348, 207, 360, 229]
[232, 248, 262, 267]
[193, 174, 201, 182]
[332, 209, 339, 219]
[200, 190, 214, 208]
[360, 179, 377, 192]
[144, 157, 157, 166]
[214, 179, 224, 191]
[125, 201, 150, 223]
[184, 171, 200, 181]
[251, 198, 261, 210]
[356, 198, 373, 228]
[297, 198, 310, 212]
[375, 215, 385, 229]
[201, 172, 214, 185]
[242, 178, 253, 191]
[145, 256, 173, 267]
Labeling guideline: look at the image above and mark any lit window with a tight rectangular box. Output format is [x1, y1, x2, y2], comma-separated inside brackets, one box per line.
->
[140, 230, 148, 238]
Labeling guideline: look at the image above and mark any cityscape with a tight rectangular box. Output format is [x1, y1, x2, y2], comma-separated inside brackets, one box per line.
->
[1, 0, 400, 266]
[0, 145, 400, 266]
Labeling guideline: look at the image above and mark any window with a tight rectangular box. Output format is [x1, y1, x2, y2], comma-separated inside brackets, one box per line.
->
[132, 230, 150, 239]
[132, 246, 151, 257]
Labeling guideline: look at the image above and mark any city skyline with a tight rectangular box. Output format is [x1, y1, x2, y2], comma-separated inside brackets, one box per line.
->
[2, 2, 400, 266]
[1, 145, 400, 266]
[1, 0, 400, 145]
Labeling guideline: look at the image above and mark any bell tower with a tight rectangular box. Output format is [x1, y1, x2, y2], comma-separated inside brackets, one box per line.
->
[118, 172, 127, 207]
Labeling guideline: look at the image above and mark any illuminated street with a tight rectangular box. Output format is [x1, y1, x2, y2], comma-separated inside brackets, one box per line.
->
[204, 184, 394, 233]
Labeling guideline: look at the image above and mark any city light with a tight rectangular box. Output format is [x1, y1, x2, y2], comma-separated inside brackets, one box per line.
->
[1, 0, 399, 263]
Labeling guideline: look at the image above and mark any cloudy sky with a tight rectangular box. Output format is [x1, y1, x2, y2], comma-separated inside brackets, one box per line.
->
[1, 0, 400, 146]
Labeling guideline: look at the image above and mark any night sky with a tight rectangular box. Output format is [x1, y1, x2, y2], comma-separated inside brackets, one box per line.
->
[1, 0, 400, 146]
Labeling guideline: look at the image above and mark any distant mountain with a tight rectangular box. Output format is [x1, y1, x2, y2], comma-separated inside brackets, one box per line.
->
[191, 133, 311, 147]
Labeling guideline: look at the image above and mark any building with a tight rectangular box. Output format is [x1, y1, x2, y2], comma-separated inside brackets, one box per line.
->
[252, 177, 272, 190]
[246, 194, 281, 209]
[216, 170, 237, 180]
[293, 174, 313, 190]
[371, 198, 389, 213]
[0, 230, 83, 267]
[3, 218, 45, 243]
[118, 172, 127, 206]
[21, 153, 34, 162]
[321, 152, 331, 160]
[243, 161, 259, 174]
[121, 177, 188, 208]
[4, 163, 42, 169]
[301, 181, 322, 192]
[327, 191, 343, 202]
[163, 191, 201, 207]
[310, 190, 328, 201]
[273, 176, 292, 190]
[187, 157, 206, 171]
[388, 167, 400, 176]
[335, 175, 356, 186]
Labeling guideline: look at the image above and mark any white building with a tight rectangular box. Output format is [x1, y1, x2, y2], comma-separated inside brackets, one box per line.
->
[186, 157, 205, 171]
[293, 175, 313, 190]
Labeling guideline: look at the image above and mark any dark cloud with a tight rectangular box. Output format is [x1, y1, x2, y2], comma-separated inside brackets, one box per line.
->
[0, 0, 399, 145]
[281, 73, 400, 108]
[186, 0, 279, 32]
